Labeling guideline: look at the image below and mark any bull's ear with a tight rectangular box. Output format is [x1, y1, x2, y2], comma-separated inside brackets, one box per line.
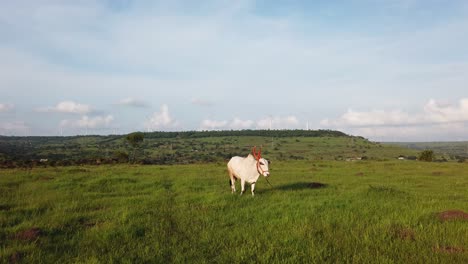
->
[267, 160, 271, 165]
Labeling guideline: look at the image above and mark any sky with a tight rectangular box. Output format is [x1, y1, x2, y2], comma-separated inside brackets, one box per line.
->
[1, 0, 468, 141]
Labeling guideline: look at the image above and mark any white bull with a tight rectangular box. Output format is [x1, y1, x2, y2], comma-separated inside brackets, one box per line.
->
[227, 147, 270, 196]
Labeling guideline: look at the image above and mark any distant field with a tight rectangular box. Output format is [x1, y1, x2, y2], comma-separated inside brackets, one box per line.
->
[386, 142, 468, 159]
[1, 161, 467, 263]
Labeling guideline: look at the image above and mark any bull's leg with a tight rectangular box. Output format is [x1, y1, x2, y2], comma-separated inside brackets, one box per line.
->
[231, 178, 236, 193]
[251, 182, 256, 196]
[228, 169, 236, 193]
[240, 179, 246, 195]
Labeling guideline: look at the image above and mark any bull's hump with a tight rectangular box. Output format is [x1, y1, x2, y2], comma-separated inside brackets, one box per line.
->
[228, 155, 256, 167]
[229, 156, 242, 161]
[229, 155, 253, 162]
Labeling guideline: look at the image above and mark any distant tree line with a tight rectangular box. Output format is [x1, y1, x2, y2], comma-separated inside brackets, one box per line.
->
[144, 129, 349, 139]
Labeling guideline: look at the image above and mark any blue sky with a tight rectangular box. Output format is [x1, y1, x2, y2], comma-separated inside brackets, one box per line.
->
[1, 0, 468, 141]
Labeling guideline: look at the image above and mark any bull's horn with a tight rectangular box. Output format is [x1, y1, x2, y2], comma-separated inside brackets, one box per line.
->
[252, 146, 262, 160]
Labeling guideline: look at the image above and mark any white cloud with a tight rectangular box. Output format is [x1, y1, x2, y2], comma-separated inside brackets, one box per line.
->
[77, 115, 114, 129]
[60, 115, 114, 129]
[320, 109, 416, 127]
[229, 118, 254, 129]
[256, 116, 300, 129]
[0, 103, 14, 112]
[424, 98, 468, 123]
[321, 98, 468, 141]
[199, 119, 228, 130]
[37, 101, 92, 114]
[199, 115, 299, 130]
[144, 104, 179, 131]
[115, 97, 149, 108]
[348, 122, 468, 142]
[0, 121, 29, 135]
[321, 98, 468, 128]
[199, 118, 254, 130]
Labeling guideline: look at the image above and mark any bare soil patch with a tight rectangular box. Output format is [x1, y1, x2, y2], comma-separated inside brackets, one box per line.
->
[437, 210, 468, 221]
[391, 227, 416, 241]
[355, 172, 364, 176]
[13, 227, 42, 241]
[433, 246, 465, 254]
[432, 171, 443, 176]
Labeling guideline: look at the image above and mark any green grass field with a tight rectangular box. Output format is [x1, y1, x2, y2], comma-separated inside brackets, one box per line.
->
[1, 160, 467, 263]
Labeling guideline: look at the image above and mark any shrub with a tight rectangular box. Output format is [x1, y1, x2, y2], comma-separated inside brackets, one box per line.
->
[114, 151, 129, 163]
[418, 150, 434, 162]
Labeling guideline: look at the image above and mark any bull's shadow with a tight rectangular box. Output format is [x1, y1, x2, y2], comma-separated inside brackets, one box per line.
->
[269, 182, 328, 191]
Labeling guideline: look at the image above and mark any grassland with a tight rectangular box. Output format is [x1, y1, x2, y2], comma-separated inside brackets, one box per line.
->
[1, 160, 467, 263]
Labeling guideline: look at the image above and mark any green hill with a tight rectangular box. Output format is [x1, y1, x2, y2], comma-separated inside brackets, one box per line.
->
[0, 130, 418, 167]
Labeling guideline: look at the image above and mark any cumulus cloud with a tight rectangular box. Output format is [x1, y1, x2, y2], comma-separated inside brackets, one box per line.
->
[320, 109, 416, 127]
[256, 116, 300, 129]
[77, 115, 114, 129]
[144, 104, 179, 131]
[230, 118, 254, 129]
[424, 98, 468, 124]
[322, 98, 468, 128]
[60, 115, 114, 129]
[199, 115, 299, 130]
[348, 122, 468, 142]
[199, 118, 255, 130]
[115, 97, 149, 108]
[321, 98, 468, 141]
[199, 119, 229, 130]
[0, 121, 29, 135]
[0, 103, 14, 112]
[37, 101, 92, 114]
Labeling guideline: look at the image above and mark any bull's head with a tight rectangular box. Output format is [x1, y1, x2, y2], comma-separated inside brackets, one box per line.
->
[252, 146, 270, 177]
